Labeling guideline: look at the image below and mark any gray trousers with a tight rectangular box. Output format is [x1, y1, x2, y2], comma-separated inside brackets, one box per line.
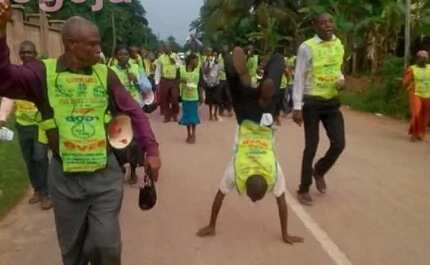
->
[49, 154, 123, 265]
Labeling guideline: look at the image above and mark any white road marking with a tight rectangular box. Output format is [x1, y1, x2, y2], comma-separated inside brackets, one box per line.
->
[285, 190, 354, 265]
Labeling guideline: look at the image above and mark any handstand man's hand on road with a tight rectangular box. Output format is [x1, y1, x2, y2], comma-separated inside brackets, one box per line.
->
[196, 225, 216, 237]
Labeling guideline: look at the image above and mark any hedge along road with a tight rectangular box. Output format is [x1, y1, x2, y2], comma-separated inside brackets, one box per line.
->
[0, 108, 429, 265]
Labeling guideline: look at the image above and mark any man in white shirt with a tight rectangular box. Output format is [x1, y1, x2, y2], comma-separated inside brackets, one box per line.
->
[292, 13, 346, 206]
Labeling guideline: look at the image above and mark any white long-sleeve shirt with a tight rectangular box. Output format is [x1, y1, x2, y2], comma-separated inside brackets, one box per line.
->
[292, 35, 344, 110]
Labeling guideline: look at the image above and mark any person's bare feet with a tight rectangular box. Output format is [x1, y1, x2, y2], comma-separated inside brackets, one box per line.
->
[283, 234, 304, 244]
[275, 117, 282, 126]
[197, 225, 216, 237]
[28, 192, 41, 204]
[232, 47, 251, 87]
[40, 196, 53, 210]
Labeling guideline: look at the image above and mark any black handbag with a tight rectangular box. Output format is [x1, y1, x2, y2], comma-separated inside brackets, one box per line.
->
[138, 173, 157, 210]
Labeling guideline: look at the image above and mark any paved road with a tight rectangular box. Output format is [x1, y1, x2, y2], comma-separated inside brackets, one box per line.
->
[1, 108, 429, 265]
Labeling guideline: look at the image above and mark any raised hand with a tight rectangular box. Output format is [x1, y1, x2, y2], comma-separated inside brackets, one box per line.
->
[0, 0, 11, 32]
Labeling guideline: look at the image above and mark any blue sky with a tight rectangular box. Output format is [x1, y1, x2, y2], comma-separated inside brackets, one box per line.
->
[141, 0, 203, 44]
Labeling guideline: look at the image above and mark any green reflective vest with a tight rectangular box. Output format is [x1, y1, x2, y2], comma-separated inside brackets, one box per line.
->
[180, 66, 200, 101]
[111, 63, 143, 105]
[411, 65, 430, 98]
[15, 99, 48, 144]
[159, 54, 178, 79]
[281, 75, 288, 89]
[247, 54, 259, 88]
[234, 120, 277, 195]
[130, 55, 145, 75]
[306, 37, 344, 99]
[15, 100, 40, 126]
[218, 55, 227, 81]
[41, 59, 110, 173]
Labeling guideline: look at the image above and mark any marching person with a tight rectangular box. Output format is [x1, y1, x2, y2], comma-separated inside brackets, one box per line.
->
[157, 44, 180, 122]
[178, 54, 203, 144]
[403, 50, 430, 142]
[0, 40, 52, 209]
[0, 4, 161, 264]
[293, 13, 346, 206]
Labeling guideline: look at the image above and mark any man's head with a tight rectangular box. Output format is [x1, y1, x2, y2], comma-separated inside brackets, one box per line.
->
[115, 45, 130, 67]
[245, 44, 254, 56]
[62, 16, 102, 68]
[19, 40, 37, 64]
[222, 44, 230, 54]
[416, 50, 429, 67]
[165, 43, 172, 55]
[204, 47, 212, 57]
[246, 175, 268, 202]
[129, 45, 140, 60]
[313, 13, 335, 41]
[185, 53, 199, 69]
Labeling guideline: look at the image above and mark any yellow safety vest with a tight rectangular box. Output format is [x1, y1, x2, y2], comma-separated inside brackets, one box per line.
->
[411, 65, 430, 98]
[15, 100, 48, 144]
[130, 55, 145, 74]
[41, 59, 110, 173]
[159, 54, 178, 79]
[234, 120, 277, 195]
[180, 66, 200, 101]
[15, 100, 40, 126]
[306, 37, 344, 99]
[111, 63, 144, 105]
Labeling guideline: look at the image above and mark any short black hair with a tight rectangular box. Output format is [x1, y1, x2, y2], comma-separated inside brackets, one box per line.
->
[185, 53, 198, 67]
[313, 12, 333, 23]
[19, 40, 37, 52]
[246, 175, 268, 201]
[115, 45, 128, 55]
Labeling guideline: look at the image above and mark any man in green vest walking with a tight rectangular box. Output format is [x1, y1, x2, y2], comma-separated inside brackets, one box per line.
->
[0, 40, 52, 210]
[0, 3, 161, 264]
[158, 44, 180, 122]
[293, 13, 346, 206]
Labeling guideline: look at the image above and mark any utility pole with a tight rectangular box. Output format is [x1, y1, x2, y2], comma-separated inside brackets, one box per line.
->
[39, 4, 49, 57]
[405, 0, 411, 68]
[110, 11, 117, 60]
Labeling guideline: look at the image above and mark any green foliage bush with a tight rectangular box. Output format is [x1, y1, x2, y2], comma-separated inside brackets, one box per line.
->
[341, 56, 409, 119]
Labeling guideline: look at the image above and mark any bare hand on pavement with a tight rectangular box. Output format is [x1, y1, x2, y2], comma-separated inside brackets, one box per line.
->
[196, 225, 216, 237]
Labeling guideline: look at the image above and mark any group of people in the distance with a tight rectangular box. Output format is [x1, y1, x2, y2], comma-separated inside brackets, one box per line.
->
[102, 41, 297, 145]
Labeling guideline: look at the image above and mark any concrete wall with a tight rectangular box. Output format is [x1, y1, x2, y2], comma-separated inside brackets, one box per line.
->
[6, 5, 64, 64]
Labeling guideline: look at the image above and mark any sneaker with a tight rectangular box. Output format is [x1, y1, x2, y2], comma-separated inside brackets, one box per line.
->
[41, 196, 53, 210]
[28, 192, 41, 204]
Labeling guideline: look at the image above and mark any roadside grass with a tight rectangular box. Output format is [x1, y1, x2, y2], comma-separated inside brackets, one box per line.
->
[0, 121, 28, 219]
[340, 87, 409, 120]
[341, 56, 409, 120]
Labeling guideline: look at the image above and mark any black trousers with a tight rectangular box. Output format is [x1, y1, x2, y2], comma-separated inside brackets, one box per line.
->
[299, 97, 345, 193]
